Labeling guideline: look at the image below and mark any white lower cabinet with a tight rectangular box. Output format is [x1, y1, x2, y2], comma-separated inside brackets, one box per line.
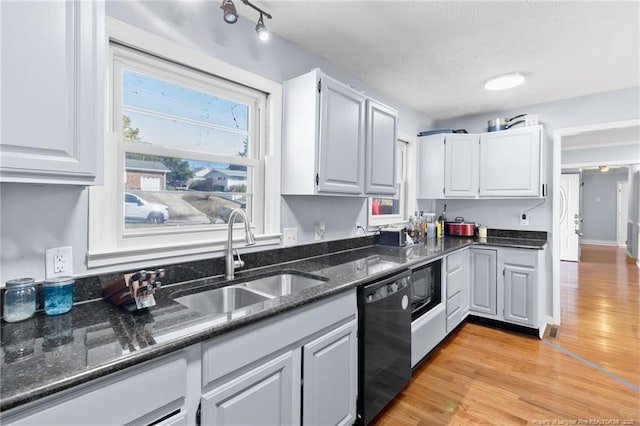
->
[202, 350, 299, 426]
[302, 321, 357, 426]
[470, 246, 543, 330]
[200, 290, 358, 426]
[502, 249, 538, 327]
[470, 248, 498, 316]
[1, 349, 192, 426]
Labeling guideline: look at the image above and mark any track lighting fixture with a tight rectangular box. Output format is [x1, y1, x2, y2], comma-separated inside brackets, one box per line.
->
[255, 13, 269, 41]
[221, 0, 238, 24]
[221, 0, 272, 42]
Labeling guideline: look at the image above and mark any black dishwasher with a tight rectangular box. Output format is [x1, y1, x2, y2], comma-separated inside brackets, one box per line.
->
[357, 270, 412, 425]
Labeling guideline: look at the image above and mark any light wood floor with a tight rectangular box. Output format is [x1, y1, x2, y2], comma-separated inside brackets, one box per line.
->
[374, 245, 639, 425]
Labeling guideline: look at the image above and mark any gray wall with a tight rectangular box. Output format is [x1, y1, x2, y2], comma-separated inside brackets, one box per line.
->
[581, 169, 628, 243]
[0, 1, 434, 283]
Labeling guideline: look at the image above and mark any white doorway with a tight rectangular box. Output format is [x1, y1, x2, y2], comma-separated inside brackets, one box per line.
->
[617, 181, 629, 247]
[560, 174, 582, 261]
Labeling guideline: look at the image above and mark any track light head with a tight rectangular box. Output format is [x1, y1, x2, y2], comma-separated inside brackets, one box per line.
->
[255, 13, 269, 41]
[221, 0, 238, 24]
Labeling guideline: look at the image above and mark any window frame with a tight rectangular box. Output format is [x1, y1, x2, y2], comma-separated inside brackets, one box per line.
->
[367, 133, 415, 228]
[88, 18, 282, 269]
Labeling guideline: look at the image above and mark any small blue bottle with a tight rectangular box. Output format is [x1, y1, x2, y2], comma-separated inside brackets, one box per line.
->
[42, 276, 74, 316]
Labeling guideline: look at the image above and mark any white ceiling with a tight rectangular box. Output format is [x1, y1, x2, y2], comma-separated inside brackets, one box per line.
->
[243, 1, 640, 121]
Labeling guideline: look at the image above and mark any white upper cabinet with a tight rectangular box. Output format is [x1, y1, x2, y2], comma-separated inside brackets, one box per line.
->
[480, 126, 543, 197]
[0, 0, 104, 185]
[365, 99, 397, 195]
[417, 126, 544, 199]
[317, 75, 365, 194]
[282, 69, 397, 197]
[444, 134, 480, 198]
[417, 134, 445, 199]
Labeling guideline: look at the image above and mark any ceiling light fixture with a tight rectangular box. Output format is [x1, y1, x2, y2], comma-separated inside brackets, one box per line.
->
[221, 0, 238, 24]
[484, 72, 526, 91]
[598, 165, 610, 172]
[222, 0, 272, 42]
[255, 13, 269, 41]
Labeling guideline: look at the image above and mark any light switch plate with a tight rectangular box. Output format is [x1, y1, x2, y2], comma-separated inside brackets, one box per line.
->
[283, 227, 297, 247]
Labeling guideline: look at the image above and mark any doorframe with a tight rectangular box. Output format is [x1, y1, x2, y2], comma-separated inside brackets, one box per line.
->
[617, 181, 629, 247]
[552, 118, 640, 325]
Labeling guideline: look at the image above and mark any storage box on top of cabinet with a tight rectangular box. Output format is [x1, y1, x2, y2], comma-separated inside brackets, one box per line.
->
[282, 68, 398, 197]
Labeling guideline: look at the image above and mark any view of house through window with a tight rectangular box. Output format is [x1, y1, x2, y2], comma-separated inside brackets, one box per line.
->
[118, 65, 259, 230]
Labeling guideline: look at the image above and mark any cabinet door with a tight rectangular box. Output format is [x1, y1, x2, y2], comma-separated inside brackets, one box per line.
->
[317, 76, 365, 194]
[444, 134, 480, 197]
[202, 350, 300, 426]
[503, 263, 537, 326]
[417, 135, 445, 199]
[365, 100, 397, 195]
[470, 249, 497, 315]
[302, 320, 357, 426]
[0, 0, 103, 184]
[479, 127, 542, 197]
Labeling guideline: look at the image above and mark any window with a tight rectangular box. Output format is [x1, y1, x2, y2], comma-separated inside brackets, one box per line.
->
[367, 139, 409, 228]
[88, 20, 281, 267]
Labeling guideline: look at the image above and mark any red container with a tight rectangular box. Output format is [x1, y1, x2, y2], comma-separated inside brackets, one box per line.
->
[445, 218, 476, 237]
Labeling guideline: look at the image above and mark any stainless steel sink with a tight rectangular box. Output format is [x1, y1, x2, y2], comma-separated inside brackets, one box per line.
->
[172, 272, 328, 315]
[174, 286, 271, 314]
[238, 273, 327, 297]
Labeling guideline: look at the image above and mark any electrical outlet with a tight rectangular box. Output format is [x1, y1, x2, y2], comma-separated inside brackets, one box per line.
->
[45, 246, 73, 278]
[355, 222, 361, 235]
[314, 222, 325, 241]
[283, 227, 298, 247]
[520, 213, 529, 226]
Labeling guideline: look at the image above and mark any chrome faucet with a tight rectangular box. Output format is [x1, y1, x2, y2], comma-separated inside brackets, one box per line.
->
[226, 209, 256, 280]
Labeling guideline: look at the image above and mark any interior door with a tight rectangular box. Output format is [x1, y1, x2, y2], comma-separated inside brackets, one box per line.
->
[560, 173, 581, 261]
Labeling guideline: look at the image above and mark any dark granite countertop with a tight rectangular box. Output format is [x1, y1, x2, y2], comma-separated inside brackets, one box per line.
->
[0, 235, 545, 412]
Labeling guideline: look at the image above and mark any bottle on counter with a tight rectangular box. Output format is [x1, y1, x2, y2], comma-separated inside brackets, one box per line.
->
[419, 211, 426, 239]
[3, 278, 36, 322]
[407, 215, 416, 241]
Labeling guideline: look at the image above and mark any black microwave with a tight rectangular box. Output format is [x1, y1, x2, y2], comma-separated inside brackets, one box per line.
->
[410, 259, 442, 320]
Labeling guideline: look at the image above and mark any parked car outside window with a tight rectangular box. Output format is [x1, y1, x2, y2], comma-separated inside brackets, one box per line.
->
[124, 192, 170, 224]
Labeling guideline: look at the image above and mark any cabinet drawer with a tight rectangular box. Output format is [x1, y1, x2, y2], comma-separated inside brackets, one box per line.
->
[3, 352, 187, 425]
[446, 290, 463, 315]
[447, 266, 465, 298]
[446, 250, 465, 273]
[446, 306, 464, 333]
[411, 304, 446, 367]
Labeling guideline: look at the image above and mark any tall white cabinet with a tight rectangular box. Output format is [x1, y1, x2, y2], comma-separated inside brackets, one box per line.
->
[282, 68, 397, 197]
[0, 0, 104, 185]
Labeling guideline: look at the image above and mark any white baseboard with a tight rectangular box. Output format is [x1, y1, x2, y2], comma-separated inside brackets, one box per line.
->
[581, 239, 618, 246]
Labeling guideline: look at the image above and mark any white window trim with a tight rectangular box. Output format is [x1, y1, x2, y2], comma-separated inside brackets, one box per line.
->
[367, 132, 415, 228]
[88, 18, 282, 268]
